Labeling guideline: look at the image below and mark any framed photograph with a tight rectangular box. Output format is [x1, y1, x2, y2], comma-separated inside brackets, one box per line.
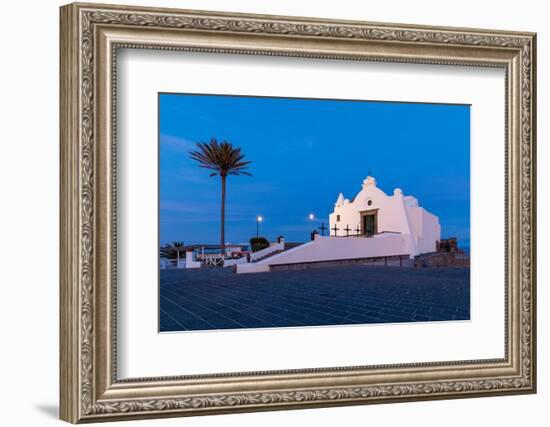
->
[60, 2, 537, 423]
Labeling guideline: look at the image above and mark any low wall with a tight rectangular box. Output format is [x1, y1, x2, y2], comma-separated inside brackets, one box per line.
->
[414, 251, 470, 268]
[223, 257, 248, 267]
[236, 234, 410, 274]
[270, 254, 412, 271]
[185, 251, 201, 269]
[235, 262, 270, 274]
[269, 234, 409, 265]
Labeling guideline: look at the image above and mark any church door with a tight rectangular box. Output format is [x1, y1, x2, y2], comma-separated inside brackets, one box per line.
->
[361, 212, 377, 237]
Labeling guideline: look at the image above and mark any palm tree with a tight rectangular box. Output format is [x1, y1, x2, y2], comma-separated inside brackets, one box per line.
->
[160, 241, 186, 261]
[189, 138, 252, 255]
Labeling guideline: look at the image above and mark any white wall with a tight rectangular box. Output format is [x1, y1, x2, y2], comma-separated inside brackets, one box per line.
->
[238, 234, 408, 272]
[275, 234, 407, 262]
[0, 1, 547, 427]
[409, 208, 441, 253]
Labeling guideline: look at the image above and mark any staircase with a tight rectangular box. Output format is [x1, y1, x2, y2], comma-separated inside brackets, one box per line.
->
[283, 242, 303, 250]
[252, 242, 303, 263]
[253, 250, 285, 262]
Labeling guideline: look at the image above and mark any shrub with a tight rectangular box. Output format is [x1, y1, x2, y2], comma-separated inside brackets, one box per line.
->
[250, 237, 269, 252]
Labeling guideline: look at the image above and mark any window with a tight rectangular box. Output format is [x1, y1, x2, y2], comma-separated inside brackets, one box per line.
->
[367, 199, 373, 206]
[336, 215, 340, 222]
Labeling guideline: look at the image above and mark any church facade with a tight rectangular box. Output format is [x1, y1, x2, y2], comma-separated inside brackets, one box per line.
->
[329, 176, 440, 256]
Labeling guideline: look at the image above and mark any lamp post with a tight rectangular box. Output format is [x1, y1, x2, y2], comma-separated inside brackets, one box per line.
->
[256, 215, 263, 238]
[308, 214, 316, 240]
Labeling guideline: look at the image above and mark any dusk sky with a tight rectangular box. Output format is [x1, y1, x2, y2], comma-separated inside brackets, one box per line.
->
[159, 93, 470, 247]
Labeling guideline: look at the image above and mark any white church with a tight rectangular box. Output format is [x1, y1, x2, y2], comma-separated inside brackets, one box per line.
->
[329, 176, 440, 255]
[233, 176, 441, 274]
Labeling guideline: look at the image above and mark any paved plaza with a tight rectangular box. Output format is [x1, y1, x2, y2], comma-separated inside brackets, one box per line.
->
[159, 265, 470, 332]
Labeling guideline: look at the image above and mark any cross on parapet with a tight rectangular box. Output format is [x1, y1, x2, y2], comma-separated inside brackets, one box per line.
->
[354, 225, 361, 235]
[318, 223, 327, 236]
[344, 224, 351, 236]
[331, 224, 340, 236]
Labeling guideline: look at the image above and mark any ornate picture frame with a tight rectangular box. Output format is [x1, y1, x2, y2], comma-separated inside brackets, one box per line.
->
[60, 2, 536, 423]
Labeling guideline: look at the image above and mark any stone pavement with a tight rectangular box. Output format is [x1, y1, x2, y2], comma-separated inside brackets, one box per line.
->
[159, 265, 470, 332]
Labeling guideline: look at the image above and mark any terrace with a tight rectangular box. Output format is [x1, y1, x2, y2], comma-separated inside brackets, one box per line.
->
[159, 265, 470, 332]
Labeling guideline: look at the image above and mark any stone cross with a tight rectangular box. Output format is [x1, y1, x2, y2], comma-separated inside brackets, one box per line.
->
[318, 223, 327, 236]
[331, 224, 339, 236]
[354, 225, 361, 235]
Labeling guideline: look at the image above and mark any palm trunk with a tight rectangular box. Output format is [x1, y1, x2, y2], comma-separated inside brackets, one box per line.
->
[220, 174, 226, 257]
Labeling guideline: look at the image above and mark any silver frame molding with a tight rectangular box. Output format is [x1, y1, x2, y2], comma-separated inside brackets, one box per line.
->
[60, 2, 537, 423]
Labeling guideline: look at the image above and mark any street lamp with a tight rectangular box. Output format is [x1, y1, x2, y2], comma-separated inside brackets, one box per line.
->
[256, 215, 263, 238]
[308, 213, 317, 240]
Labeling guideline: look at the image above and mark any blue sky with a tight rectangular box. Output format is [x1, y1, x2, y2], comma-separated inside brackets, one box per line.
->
[159, 93, 470, 247]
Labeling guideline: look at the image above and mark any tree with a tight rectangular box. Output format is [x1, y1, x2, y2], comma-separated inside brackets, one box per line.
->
[160, 241, 186, 260]
[189, 138, 252, 255]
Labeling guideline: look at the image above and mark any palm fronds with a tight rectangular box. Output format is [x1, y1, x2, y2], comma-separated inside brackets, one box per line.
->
[160, 241, 186, 260]
[189, 138, 252, 178]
